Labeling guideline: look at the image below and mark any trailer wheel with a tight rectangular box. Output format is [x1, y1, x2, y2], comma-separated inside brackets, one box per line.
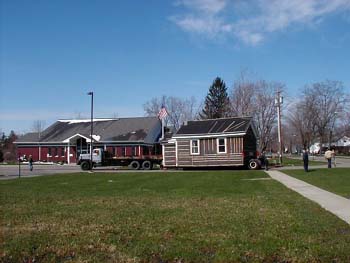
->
[142, 160, 153, 170]
[248, 159, 260, 170]
[81, 161, 91, 171]
[130, 160, 140, 170]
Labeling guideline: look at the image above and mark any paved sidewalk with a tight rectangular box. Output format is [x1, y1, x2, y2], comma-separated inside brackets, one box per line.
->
[266, 170, 350, 225]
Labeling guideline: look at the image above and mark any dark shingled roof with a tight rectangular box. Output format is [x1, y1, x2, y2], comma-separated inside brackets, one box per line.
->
[16, 117, 162, 144]
[175, 117, 253, 136]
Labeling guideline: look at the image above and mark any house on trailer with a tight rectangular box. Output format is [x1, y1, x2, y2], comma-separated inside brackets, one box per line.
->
[15, 117, 162, 164]
[162, 117, 258, 168]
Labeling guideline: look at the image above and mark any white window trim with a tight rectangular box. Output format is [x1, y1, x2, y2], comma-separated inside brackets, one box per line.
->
[217, 138, 227, 154]
[190, 139, 200, 155]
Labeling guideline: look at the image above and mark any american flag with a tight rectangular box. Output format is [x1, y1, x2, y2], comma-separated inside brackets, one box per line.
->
[157, 105, 168, 120]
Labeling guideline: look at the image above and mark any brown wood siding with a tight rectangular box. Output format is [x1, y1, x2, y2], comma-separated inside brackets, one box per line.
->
[163, 144, 176, 167]
[227, 137, 243, 154]
[176, 139, 191, 165]
[175, 138, 244, 167]
[202, 138, 216, 154]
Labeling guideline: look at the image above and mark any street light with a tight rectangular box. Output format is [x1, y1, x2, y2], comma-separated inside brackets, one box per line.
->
[87, 91, 94, 171]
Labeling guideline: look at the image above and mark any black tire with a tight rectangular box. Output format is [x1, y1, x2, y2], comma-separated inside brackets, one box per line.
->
[129, 160, 140, 170]
[142, 160, 153, 170]
[81, 161, 91, 171]
[248, 159, 260, 170]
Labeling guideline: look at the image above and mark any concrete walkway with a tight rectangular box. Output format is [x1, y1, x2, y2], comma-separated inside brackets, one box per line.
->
[266, 170, 350, 225]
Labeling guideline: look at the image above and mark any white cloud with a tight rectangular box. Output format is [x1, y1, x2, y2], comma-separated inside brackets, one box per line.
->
[176, 0, 228, 14]
[171, 0, 350, 45]
[170, 15, 232, 38]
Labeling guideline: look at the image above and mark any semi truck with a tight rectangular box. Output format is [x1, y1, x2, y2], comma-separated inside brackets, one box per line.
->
[77, 148, 163, 170]
[77, 148, 264, 171]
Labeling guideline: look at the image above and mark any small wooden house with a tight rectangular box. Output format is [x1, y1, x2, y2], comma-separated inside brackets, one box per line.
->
[162, 117, 258, 168]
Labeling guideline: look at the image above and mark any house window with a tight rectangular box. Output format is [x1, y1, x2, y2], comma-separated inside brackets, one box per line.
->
[48, 147, 52, 157]
[61, 147, 65, 157]
[217, 138, 226, 153]
[112, 147, 116, 156]
[190, 139, 200, 155]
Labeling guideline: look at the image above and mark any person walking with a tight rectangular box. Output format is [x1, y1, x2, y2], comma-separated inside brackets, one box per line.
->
[260, 150, 269, 171]
[332, 149, 336, 168]
[302, 149, 309, 172]
[28, 155, 33, 171]
[324, 148, 333, 168]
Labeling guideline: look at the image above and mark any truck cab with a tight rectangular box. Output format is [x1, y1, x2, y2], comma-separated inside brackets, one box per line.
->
[77, 148, 103, 170]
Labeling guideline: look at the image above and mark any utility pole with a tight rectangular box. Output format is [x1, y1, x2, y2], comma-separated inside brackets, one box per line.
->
[275, 90, 283, 165]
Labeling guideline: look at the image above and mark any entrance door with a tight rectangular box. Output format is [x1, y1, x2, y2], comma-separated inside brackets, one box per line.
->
[76, 138, 89, 158]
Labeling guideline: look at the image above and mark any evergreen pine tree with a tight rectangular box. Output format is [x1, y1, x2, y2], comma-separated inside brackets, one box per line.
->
[200, 77, 230, 119]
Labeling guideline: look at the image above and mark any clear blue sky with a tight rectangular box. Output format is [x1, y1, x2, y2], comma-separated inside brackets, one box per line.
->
[1, 0, 350, 134]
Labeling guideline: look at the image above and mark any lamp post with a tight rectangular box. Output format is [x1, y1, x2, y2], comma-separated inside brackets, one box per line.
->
[87, 91, 94, 171]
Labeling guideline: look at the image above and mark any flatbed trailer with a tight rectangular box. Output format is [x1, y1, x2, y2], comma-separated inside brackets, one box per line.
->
[77, 148, 162, 170]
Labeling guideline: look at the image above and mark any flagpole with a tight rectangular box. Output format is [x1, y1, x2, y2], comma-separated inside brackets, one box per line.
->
[161, 117, 164, 140]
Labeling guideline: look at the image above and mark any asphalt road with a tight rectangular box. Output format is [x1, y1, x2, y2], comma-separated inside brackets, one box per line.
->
[0, 164, 82, 179]
[1, 156, 349, 180]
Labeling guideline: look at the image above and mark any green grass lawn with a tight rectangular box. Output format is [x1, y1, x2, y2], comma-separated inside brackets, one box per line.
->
[268, 156, 325, 167]
[284, 156, 324, 166]
[1, 171, 350, 262]
[283, 168, 350, 198]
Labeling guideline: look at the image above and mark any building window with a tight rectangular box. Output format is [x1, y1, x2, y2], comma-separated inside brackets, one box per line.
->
[112, 147, 116, 156]
[48, 147, 52, 157]
[217, 138, 226, 153]
[121, 147, 126, 157]
[61, 147, 65, 157]
[190, 139, 200, 155]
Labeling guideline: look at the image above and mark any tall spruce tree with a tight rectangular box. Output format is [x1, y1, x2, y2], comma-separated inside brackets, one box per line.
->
[200, 77, 230, 119]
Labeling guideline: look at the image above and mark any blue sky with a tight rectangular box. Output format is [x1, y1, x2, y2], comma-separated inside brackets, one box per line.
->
[1, 0, 350, 134]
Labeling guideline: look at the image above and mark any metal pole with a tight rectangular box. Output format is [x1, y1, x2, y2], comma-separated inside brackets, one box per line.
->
[276, 90, 283, 165]
[18, 153, 21, 178]
[88, 91, 94, 171]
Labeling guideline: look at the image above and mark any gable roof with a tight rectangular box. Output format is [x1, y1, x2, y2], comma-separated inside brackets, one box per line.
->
[16, 117, 161, 144]
[174, 117, 255, 138]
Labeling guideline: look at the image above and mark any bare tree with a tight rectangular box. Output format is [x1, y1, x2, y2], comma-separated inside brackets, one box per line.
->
[143, 96, 168, 125]
[286, 80, 349, 150]
[230, 71, 256, 117]
[305, 80, 347, 147]
[229, 70, 285, 151]
[143, 96, 198, 131]
[253, 81, 282, 151]
[32, 120, 46, 139]
[287, 98, 318, 149]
